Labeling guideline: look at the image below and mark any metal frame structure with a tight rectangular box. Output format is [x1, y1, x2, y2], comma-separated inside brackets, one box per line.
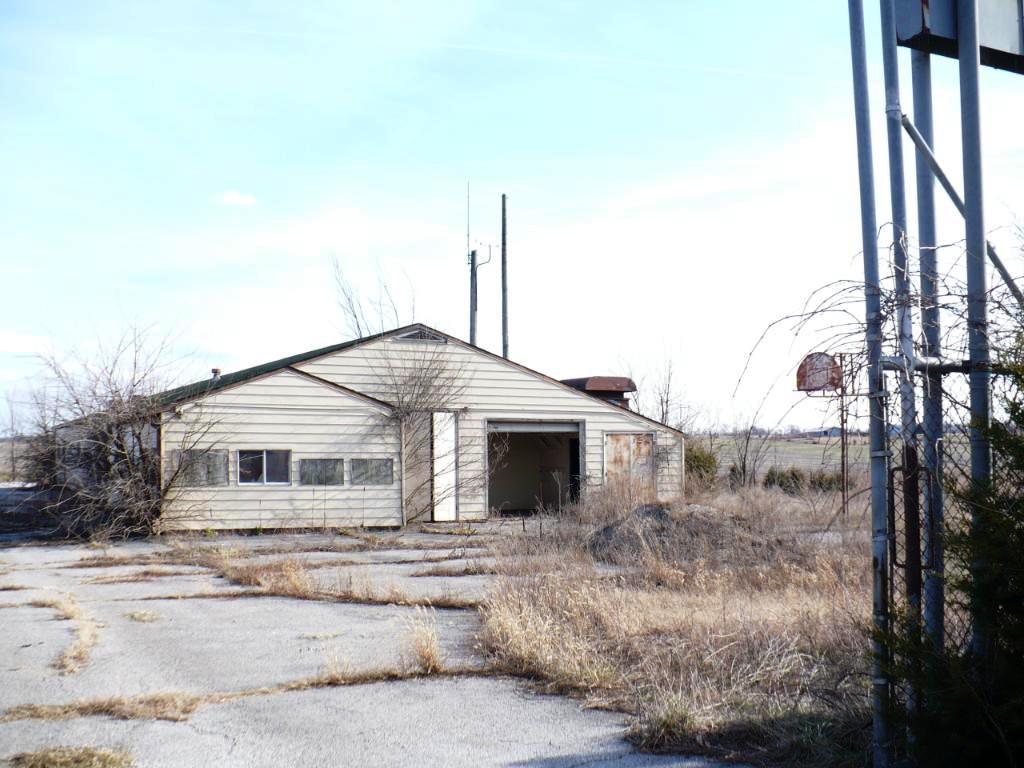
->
[846, 1, 1024, 765]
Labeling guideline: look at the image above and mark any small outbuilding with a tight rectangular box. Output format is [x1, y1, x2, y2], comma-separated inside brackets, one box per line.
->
[157, 324, 684, 529]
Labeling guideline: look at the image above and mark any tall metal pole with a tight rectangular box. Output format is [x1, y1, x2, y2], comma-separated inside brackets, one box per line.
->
[469, 249, 478, 346]
[880, 0, 920, 440]
[957, 0, 992, 668]
[847, 2, 891, 763]
[911, 48, 945, 653]
[880, 1, 923, 750]
[501, 194, 509, 359]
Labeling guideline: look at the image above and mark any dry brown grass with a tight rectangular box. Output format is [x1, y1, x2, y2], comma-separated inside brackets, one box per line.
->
[478, 487, 871, 767]
[128, 556, 480, 610]
[9, 746, 133, 768]
[64, 553, 173, 569]
[85, 568, 199, 584]
[2, 691, 206, 722]
[29, 596, 86, 621]
[3, 656, 492, 724]
[124, 610, 160, 623]
[56, 619, 99, 674]
[201, 555, 481, 609]
[0, 583, 32, 591]
[27, 593, 100, 674]
[401, 607, 445, 673]
[418, 523, 483, 536]
[410, 561, 496, 578]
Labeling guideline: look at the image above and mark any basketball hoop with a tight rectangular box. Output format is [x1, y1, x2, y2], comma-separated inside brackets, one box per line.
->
[797, 352, 842, 392]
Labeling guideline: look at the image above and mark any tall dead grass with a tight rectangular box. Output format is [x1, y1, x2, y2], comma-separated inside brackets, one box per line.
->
[479, 486, 871, 767]
[401, 607, 445, 673]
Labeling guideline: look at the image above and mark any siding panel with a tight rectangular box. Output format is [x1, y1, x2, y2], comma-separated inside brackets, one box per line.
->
[161, 369, 401, 530]
[297, 338, 684, 519]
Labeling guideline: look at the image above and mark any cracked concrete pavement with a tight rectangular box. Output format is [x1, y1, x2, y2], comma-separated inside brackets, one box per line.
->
[0, 528, 732, 767]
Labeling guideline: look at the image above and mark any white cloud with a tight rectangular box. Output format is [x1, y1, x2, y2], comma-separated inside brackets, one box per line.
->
[214, 190, 258, 207]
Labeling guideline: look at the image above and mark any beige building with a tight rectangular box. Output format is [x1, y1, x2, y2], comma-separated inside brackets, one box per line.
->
[158, 324, 684, 530]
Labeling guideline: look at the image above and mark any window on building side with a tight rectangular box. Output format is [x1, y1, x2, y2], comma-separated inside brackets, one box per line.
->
[238, 450, 291, 484]
[299, 459, 344, 486]
[172, 449, 229, 487]
[350, 458, 394, 485]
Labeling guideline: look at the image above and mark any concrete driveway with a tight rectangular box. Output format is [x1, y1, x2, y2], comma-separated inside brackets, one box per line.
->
[0, 529, 725, 767]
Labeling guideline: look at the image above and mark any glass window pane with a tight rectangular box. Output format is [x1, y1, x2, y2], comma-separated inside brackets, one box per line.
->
[238, 450, 264, 483]
[351, 458, 393, 485]
[207, 450, 228, 486]
[300, 459, 343, 485]
[265, 450, 291, 483]
[322, 459, 344, 485]
[299, 459, 320, 485]
[176, 449, 205, 486]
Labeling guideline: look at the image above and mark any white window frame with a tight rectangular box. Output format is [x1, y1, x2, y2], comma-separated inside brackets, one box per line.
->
[237, 449, 292, 486]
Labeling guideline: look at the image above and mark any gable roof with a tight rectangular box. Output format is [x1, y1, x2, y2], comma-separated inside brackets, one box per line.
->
[163, 365, 394, 413]
[156, 325, 421, 408]
[158, 323, 683, 435]
[437, 331, 685, 437]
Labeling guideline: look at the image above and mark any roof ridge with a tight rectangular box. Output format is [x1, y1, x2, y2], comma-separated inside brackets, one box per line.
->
[156, 323, 426, 407]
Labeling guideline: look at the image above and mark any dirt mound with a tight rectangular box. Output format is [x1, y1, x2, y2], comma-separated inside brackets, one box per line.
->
[588, 503, 795, 566]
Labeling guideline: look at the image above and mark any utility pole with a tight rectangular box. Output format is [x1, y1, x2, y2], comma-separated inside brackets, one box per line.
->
[469, 249, 478, 346]
[501, 194, 509, 359]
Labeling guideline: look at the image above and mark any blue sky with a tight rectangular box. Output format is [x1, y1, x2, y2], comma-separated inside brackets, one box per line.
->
[2, 1, 1023, 430]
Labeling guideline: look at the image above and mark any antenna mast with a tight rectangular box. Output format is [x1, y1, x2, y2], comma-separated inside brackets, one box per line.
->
[501, 194, 509, 359]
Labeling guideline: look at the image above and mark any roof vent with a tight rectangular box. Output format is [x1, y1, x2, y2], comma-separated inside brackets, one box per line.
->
[561, 376, 637, 409]
[393, 329, 447, 343]
[211, 368, 222, 383]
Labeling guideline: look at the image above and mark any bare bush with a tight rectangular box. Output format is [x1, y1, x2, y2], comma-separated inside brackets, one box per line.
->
[23, 329, 216, 538]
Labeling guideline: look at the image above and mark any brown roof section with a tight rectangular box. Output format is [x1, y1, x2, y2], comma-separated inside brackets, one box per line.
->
[560, 376, 637, 393]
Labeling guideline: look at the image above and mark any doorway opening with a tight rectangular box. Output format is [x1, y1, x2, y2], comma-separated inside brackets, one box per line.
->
[487, 422, 582, 515]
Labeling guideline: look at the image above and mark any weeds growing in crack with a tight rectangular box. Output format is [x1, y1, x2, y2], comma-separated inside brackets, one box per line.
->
[401, 607, 444, 673]
[28, 594, 99, 674]
[9, 745, 134, 768]
[2, 659, 494, 724]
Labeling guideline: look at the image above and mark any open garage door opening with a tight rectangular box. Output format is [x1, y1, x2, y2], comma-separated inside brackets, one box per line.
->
[487, 422, 582, 515]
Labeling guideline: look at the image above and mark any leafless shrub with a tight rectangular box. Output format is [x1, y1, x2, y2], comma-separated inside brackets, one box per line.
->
[22, 328, 218, 538]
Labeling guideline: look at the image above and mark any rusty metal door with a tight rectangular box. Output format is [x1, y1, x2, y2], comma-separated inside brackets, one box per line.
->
[604, 433, 655, 495]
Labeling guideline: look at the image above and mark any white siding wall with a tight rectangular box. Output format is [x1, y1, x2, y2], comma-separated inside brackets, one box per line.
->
[297, 338, 684, 520]
[160, 369, 402, 530]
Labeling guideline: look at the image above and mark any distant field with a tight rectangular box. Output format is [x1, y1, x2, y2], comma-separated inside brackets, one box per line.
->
[709, 436, 870, 475]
